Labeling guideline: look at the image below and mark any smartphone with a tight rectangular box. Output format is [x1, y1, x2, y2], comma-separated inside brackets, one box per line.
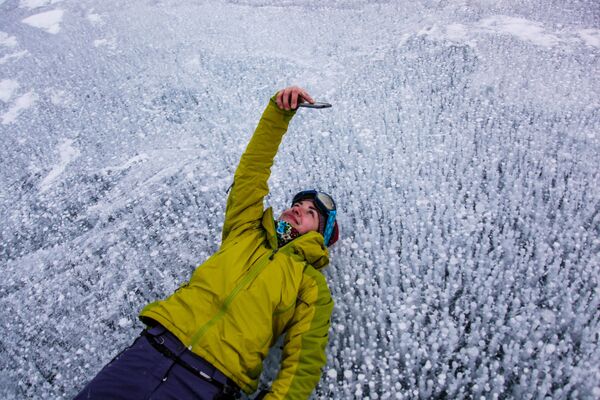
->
[298, 102, 332, 109]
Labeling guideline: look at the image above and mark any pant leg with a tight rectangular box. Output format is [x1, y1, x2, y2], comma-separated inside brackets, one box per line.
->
[149, 362, 221, 400]
[74, 335, 174, 400]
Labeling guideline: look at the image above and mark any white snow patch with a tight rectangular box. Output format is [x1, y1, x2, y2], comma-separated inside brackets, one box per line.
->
[467, 347, 479, 358]
[47, 87, 73, 105]
[540, 309, 556, 324]
[0, 79, 19, 102]
[416, 17, 596, 50]
[0, 32, 18, 48]
[86, 11, 103, 25]
[0, 50, 29, 64]
[418, 23, 474, 45]
[1, 90, 38, 124]
[39, 139, 80, 192]
[438, 373, 447, 385]
[19, 0, 63, 10]
[327, 368, 337, 378]
[577, 28, 600, 48]
[444, 23, 470, 42]
[101, 154, 149, 174]
[187, 55, 201, 68]
[22, 9, 64, 34]
[117, 317, 132, 328]
[477, 16, 561, 47]
[93, 38, 116, 49]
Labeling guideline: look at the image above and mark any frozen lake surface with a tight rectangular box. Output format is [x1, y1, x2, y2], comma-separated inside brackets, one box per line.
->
[1, 0, 599, 398]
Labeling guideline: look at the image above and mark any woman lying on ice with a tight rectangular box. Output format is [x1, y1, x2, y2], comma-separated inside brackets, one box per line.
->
[75, 85, 339, 400]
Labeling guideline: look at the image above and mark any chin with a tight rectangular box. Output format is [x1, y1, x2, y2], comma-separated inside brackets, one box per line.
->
[280, 216, 295, 226]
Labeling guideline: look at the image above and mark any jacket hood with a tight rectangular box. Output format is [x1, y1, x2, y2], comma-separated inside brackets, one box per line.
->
[262, 207, 329, 269]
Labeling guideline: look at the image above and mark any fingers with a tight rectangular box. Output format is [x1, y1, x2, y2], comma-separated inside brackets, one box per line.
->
[276, 91, 283, 109]
[299, 89, 314, 105]
[283, 87, 291, 110]
[291, 90, 299, 110]
[276, 87, 292, 110]
[275, 86, 314, 110]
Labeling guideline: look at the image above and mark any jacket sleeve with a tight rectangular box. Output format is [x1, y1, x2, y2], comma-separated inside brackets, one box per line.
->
[221, 96, 296, 244]
[265, 269, 334, 400]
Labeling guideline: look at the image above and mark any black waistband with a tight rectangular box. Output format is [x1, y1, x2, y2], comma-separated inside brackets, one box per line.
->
[144, 324, 240, 397]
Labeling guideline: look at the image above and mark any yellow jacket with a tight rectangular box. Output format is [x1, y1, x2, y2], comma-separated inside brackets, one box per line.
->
[140, 96, 334, 399]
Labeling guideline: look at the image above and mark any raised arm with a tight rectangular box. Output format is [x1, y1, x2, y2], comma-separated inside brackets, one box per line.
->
[221, 87, 314, 244]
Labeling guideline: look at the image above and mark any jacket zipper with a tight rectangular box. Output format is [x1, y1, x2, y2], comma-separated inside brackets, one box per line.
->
[188, 243, 292, 348]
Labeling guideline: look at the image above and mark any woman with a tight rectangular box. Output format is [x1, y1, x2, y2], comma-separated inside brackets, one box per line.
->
[75, 86, 339, 400]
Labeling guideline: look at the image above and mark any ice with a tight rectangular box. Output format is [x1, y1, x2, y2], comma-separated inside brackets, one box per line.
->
[19, 0, 63, 10]
[1, 0, 599, 399]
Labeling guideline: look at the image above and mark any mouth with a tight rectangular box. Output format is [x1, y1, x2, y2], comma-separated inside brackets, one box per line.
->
[289, 214, 299, 225]
[283, 212, 299, 226]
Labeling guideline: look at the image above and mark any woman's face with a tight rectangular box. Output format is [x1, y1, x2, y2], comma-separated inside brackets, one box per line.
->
[279, 200, 320, 234]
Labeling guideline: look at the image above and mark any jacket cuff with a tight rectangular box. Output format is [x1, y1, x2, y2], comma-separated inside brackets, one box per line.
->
[269, 94, 298, 117]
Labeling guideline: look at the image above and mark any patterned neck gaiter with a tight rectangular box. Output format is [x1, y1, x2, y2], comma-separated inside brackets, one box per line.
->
[275, 219, 301, 248]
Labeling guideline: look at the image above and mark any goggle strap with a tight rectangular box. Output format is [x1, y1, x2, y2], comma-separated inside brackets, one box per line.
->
[323, 210, 337, 246]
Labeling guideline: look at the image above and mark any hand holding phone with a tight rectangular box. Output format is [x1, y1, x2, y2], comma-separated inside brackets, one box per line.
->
[276, 86, 332, 110]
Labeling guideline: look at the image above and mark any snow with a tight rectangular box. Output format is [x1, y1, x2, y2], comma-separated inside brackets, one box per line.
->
[39, 139, 80, 192]
[418, 15, 600, 50]
[1, 90, 38, 124]
[93, 37, 116, 49]
[47, 87, 73, 106]
[0, 31, 18, 48]
[578, 28, 600, 48]
[100, 154, 149, 174]
[86, 10, 103, 25]
[0, 32, 26, 63]
[1, 0, 599, 399]
[477, 16, 562, 47]
[0, 79, 19, 102]
[92, 38, 108, 47]
[21, 9, 64, 34]
[0, 50, 28, 64]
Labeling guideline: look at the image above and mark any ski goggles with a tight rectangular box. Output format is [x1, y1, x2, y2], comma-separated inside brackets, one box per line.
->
[292, 190, 337, 246]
